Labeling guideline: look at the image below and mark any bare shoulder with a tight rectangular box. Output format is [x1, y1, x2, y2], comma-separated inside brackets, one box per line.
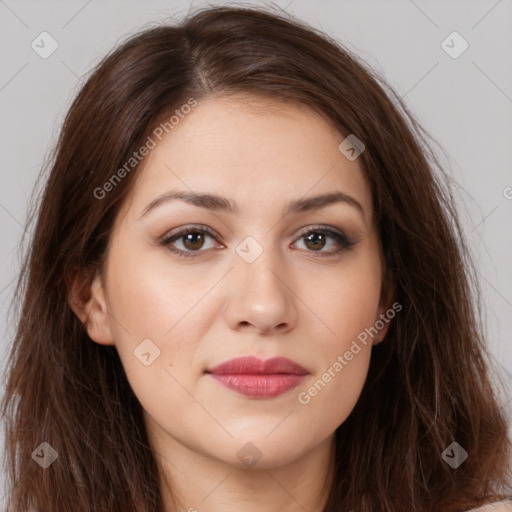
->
[468, 501, 512, 512]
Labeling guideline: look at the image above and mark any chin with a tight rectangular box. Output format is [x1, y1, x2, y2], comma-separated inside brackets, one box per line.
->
[214, 435, 311, 471]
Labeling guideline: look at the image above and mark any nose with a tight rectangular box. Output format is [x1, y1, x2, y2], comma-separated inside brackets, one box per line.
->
[222, 242, 298, 336]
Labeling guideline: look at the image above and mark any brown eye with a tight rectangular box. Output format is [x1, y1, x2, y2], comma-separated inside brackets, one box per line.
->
[303, 232, 327, 251]
[181, 232, 206, 251]
[294, 227, 356, 255]
[160, 225, 221, 259]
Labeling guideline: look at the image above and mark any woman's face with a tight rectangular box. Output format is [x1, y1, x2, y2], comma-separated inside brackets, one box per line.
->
[86, 95, 392, 469]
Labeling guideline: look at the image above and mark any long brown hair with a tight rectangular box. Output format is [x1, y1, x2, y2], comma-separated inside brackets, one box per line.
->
[1, 6, 510, 512]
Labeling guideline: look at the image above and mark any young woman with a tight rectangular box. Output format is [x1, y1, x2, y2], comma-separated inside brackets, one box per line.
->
[1, 6, 511, 512]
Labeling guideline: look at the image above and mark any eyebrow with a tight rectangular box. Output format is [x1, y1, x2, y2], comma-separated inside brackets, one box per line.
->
[139, 189, 365, 221]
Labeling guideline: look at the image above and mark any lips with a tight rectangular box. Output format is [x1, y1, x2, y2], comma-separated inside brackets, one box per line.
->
[206, 356, 308, 398]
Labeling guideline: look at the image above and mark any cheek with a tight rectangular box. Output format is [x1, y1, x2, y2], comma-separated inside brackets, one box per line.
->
[313, 254, 383, 345]
[296, 346, 371, 441]
[295, 285, 376, 438]
[105, 245, 205, 346]
[103, 246, 220, 419]
[297, 252, 382, 428]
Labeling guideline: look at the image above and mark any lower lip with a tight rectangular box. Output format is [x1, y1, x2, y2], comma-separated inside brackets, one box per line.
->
[208, 374, 306, 398]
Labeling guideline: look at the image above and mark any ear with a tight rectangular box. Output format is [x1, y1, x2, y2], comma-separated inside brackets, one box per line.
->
[373, 268, 396, 346]
[66, 268, 115, 346]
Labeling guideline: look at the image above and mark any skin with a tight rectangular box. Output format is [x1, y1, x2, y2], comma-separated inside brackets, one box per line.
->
[69, 94, 394, 512]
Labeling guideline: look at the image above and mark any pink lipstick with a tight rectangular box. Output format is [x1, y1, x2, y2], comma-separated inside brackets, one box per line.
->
[206, 356, 308, 398]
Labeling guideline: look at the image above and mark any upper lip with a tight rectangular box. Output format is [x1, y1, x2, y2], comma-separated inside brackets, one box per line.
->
[206, 356, 308, 375]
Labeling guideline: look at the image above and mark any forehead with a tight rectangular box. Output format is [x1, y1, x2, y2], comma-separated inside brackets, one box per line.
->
[121, 94, 373, 222]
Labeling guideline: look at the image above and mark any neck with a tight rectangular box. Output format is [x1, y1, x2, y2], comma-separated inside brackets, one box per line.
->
[146, 415, 335, 512]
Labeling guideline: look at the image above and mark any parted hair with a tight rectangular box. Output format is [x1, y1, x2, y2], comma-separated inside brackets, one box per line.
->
[1, 5, 510, 512]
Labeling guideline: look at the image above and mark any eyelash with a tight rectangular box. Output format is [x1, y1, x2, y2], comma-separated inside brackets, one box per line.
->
[159, 224, 356, 259]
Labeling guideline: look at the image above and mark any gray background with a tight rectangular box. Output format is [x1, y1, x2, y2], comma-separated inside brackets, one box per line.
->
[1, 0, 511, 502]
